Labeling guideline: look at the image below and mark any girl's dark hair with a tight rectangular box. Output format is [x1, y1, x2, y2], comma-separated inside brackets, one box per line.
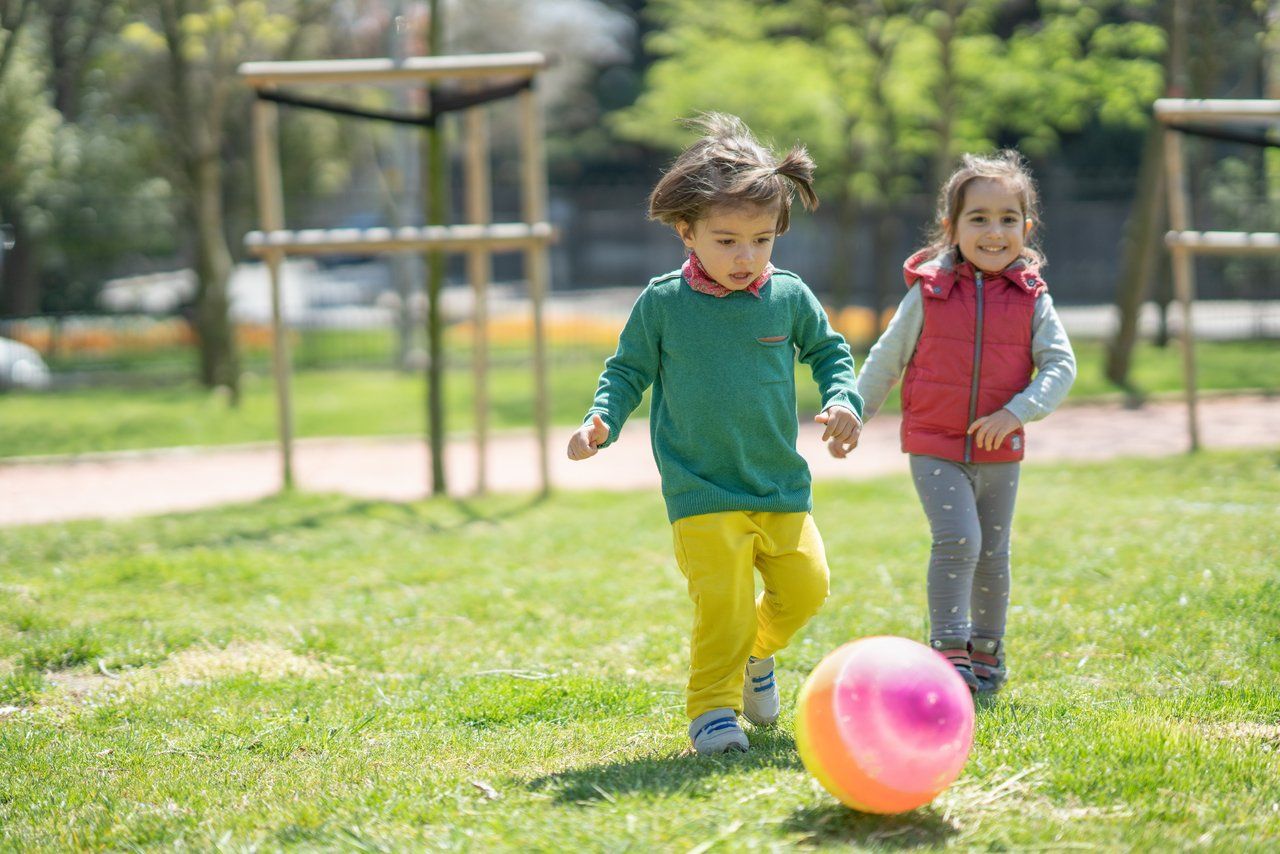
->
[647, 113, 818, 235]
[922, 149, 1045, 266]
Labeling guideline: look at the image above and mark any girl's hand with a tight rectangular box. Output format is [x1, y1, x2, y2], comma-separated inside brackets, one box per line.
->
[567, 414, 610, 460]
[827, 436, 858, 459]
[815, 405, 861, 453]
[967, 408, 1022, 451]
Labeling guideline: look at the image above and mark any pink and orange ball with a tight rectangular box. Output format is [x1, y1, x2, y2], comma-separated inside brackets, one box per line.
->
[795, 635, 976, 814]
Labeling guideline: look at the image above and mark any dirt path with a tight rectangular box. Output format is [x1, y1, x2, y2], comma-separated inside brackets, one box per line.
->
[1, 394, 1275, 527]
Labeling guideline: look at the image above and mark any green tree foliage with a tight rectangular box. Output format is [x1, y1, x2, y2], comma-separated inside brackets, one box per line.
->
[118, 0, 332, 401]
[613, 0, 1165, 308]
[0, 41, 59, 253]
[0, 0, 172, 317]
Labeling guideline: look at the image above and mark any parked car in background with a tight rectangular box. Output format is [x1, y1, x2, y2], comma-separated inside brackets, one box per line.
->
[0, 335, 51, 390]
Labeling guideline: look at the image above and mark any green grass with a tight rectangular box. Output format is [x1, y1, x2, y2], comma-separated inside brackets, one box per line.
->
[0, 358, 614, 459]
[0, 338, 1275, 459]
[2, 451, 1278, 849]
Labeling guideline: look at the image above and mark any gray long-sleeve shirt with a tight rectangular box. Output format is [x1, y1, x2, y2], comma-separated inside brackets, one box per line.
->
[856, 284, 1077, 425]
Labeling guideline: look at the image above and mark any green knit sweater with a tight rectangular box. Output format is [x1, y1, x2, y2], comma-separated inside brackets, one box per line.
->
[586, 268, 863, 523]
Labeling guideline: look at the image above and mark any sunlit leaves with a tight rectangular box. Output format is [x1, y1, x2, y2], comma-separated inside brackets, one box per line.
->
[616, 0, 1166, 202]
[120, 21, 165, 51]
[612, 36, 840, 156]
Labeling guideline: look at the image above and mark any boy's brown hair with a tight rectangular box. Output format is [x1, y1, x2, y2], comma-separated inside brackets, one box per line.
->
[648, 113, 818, 235]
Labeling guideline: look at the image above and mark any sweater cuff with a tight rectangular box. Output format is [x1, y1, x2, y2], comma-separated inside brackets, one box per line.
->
[821, 392, 864, 423]
[1002, 399, 1033, 426]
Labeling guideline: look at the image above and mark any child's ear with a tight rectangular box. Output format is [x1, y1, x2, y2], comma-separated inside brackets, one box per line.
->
[1024, 218, 1034, 236]
[941, 217, 952, 239]
[675, 219, 696, 248]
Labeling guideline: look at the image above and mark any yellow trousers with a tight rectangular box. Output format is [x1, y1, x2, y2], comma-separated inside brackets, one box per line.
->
[671, 510, 830, 719]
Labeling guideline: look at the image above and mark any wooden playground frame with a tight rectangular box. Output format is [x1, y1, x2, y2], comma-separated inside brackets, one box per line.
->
[239, 51, 553, 496]
[1154, 98, 1280, 451]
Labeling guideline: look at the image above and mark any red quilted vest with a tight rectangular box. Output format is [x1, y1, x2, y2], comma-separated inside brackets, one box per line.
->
[899, 249, 1046, 463]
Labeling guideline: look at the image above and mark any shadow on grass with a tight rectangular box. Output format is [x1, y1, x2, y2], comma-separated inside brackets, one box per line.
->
[170, 493, 547, 550]
[527, 727, 802, 804]
[780, 802, 960, 849]
[529, 725, 960, 848]
[975, 692, 1005, 713]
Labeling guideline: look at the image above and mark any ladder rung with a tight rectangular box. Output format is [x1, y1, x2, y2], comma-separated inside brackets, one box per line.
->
[1155, 98, 1280, 124]
[244, 222, 555, 257]
[240, 52, 547, 87]
[1164, 230, 1280, 256]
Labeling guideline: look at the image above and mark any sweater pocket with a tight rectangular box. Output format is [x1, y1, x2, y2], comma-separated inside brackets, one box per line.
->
[755, 336, 793, 384]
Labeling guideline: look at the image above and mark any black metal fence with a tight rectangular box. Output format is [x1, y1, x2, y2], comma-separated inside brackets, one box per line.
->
[3, 175, 1277, 388]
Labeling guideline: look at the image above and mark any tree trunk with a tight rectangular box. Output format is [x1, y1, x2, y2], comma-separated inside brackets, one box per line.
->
[871, 206, 899, 335]
[0, 210, 39, 317]
[931, 0, 959, 191]
[191, 148, 239, 402]
[1105, 122, 1165, 394]
[829, 188, 858, 310]
[1152, 251, 1173, 348]
[45, 0, 113, 123]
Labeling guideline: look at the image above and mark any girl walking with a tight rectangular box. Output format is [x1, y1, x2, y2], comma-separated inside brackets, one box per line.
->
[832, 150, 1076, 694]
[568, 114, 863, 754]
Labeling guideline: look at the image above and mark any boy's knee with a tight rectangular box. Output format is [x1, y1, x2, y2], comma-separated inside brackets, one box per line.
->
[794, 571, 829, 615]
[764, 571, 827, 618]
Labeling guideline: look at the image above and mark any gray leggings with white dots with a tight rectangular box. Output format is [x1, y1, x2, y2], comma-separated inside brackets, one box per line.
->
[909, 454, 1021, 643]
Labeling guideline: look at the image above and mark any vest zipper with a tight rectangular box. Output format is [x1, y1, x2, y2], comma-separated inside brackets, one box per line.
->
[965, 271, 984, 463]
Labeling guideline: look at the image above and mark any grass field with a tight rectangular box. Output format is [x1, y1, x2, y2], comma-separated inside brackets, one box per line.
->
[1, 338, 1277, 460]
[2, 451, 1278, 849]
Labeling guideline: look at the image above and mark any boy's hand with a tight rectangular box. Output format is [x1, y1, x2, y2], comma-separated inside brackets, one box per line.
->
[567, 414, 610, 460]
[967, 408, 1022, 451]
[815, 405, 861, 453]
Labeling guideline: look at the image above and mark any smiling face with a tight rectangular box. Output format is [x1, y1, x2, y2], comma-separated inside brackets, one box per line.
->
[676, 204, 780, 291]
[949, 178, 1032, 274]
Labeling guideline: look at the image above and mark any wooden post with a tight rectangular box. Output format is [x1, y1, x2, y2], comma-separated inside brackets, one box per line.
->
[422, 1, 448, 497]
[464, 104, 491, 495]
[1161, 127, 1201, 452]
[251, 94, 295, 489]
[519, 84, 551, 496]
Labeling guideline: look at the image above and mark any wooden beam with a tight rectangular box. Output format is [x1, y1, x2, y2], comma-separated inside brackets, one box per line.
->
[244, 222, 554, 256]
[1161, 128, 1201, 452]
[1164, 230, 1280, 255]
[1154, 98, 1280, 124]
[239, 52, 546, 87]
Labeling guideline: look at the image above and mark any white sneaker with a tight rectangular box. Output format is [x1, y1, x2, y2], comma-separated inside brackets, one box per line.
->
[688, 708, 748, 754]
[743, 655, 779, 726]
